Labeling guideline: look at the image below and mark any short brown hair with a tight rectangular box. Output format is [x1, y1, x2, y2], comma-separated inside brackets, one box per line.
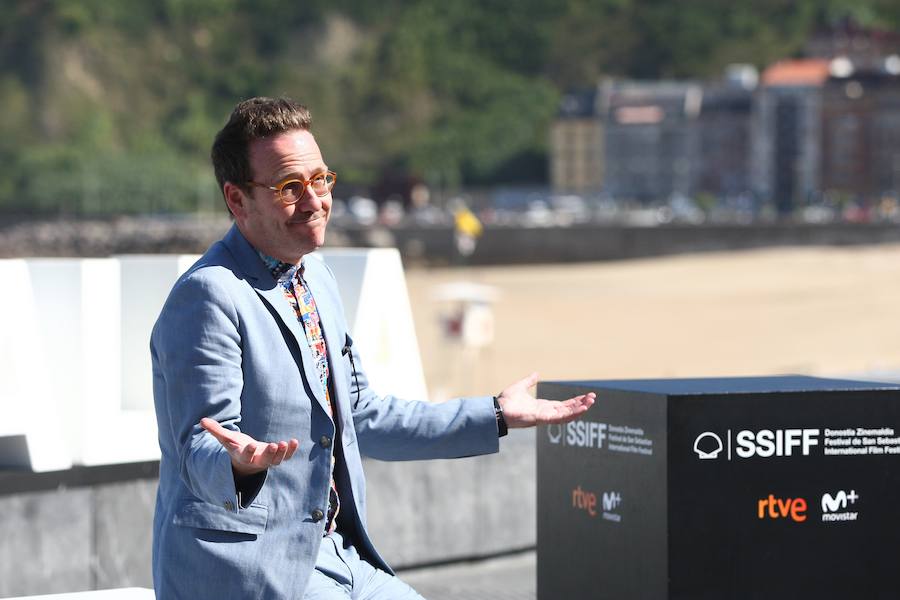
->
[211, 97, 312, 199]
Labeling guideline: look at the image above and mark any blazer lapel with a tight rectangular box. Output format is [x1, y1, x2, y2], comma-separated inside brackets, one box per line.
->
[222, 225, 329, 413]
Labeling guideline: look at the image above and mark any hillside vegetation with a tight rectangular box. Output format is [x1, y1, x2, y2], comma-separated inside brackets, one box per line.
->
[2, 0, 898, 213]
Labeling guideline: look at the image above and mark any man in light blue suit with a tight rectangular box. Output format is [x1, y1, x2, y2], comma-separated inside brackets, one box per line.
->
[151, 97, 595, 599]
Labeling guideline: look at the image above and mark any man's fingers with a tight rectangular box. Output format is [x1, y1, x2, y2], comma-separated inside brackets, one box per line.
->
[569, 394, 594, 412]
[270, 441, 289, 466]
[238, 442, 257, 464]
[569, 392, 595, 409]
[559, 393, 595, 416]
[253, 442, 278, 465]
[536, 393, 596, 424]
[506, 371, 540, 394]
[283, 439, 300, 462]
[268, 442, 286, 466]
[517, 371, 539, 390]
[200, 417, 233, 444]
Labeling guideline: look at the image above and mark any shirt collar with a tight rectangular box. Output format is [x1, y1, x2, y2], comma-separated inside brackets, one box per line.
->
[257, 249, 303, 283]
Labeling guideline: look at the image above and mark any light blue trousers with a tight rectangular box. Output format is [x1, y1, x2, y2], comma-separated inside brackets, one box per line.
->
[304, 531, 425, 600]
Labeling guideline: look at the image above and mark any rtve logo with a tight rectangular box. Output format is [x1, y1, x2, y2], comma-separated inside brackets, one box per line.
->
[694, 428, 820, 460]
[572, 485, 598, 516]
[758, 494, 808, 522]
[548, 422, 607, 449]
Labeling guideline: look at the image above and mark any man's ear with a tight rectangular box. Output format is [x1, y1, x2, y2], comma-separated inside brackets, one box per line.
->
[223, 182, 248, 221]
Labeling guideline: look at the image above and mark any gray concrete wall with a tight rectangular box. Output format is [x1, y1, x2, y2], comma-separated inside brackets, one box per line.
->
[378, 222, 900, 266]
[365, 428, 536, 567]
[0, 480, 156, 597]
[4, 216, 900, 266]
[0, 429, 536, 596]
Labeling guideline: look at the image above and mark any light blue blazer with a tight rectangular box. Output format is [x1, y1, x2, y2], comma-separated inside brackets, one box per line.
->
[151, 225, 499, 599]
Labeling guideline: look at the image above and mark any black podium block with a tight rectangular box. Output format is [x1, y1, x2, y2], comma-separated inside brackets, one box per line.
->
[536, 376, 900, 599]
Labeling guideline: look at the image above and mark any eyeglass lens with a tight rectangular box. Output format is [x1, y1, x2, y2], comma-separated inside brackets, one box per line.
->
[281, 173, 334, 201]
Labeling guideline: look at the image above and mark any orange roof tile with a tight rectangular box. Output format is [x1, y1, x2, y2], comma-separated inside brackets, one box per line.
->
[762, 59, 831, 87]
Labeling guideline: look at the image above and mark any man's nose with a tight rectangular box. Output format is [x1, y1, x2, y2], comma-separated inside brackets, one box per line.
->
[300, 184, 323, 211]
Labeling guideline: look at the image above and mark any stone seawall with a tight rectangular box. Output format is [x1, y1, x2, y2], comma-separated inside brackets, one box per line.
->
[2, 216, 899, 264]
[375, 222, 900, 265]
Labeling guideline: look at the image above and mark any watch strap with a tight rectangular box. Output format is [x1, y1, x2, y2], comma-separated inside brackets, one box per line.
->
[493, 396, 509, 437]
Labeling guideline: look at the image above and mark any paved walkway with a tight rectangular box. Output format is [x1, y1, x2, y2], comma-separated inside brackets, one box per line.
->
[398, 551, 536, 600]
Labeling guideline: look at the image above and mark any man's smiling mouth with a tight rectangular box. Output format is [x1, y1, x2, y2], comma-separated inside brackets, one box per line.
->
[288, 212, 325, 225]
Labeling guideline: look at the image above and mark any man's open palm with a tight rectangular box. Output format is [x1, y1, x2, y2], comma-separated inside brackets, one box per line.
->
[201, 418, 300, 476]
[498, 372, 595, 428]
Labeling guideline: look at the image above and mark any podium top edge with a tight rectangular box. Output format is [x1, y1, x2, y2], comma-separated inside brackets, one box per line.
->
[541, 375, 900, 396]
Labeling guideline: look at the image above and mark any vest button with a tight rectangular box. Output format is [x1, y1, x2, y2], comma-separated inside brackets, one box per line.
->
[319, 435, 332, 448]
[311, 509, 325, 522]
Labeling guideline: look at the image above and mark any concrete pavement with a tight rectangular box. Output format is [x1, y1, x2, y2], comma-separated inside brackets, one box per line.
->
[398, 551, 537, 600]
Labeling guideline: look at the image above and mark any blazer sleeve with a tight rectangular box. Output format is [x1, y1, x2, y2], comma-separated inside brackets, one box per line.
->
[305, 257, 500, 462]
[151, 272, 263, 508]
[348, 346, 500, 461]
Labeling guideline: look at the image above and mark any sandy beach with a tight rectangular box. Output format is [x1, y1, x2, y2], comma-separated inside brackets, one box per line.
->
[404, 244, 900, 399]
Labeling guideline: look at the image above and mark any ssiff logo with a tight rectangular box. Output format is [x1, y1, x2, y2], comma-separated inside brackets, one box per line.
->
[693, 432, 723, 459]
[547, 424, 563, 444]
[548, 422, 607, 448]
[695, 429, 820, 460]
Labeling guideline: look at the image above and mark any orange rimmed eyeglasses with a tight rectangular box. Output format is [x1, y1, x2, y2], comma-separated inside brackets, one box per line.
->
[247, 171, 337, 205]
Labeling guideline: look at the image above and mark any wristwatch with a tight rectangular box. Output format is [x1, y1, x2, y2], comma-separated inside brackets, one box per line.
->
[493, 396, 508, 437]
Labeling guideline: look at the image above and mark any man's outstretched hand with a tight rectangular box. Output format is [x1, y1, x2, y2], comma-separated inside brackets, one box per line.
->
[200, 418, 300, 476]
[497, 372, 595, 428]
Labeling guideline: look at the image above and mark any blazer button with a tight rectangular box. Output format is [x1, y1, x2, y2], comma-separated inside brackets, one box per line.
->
[223, 500, 234, 511]
[319, 435, 332, 449]
[311, 509, 325, 522]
